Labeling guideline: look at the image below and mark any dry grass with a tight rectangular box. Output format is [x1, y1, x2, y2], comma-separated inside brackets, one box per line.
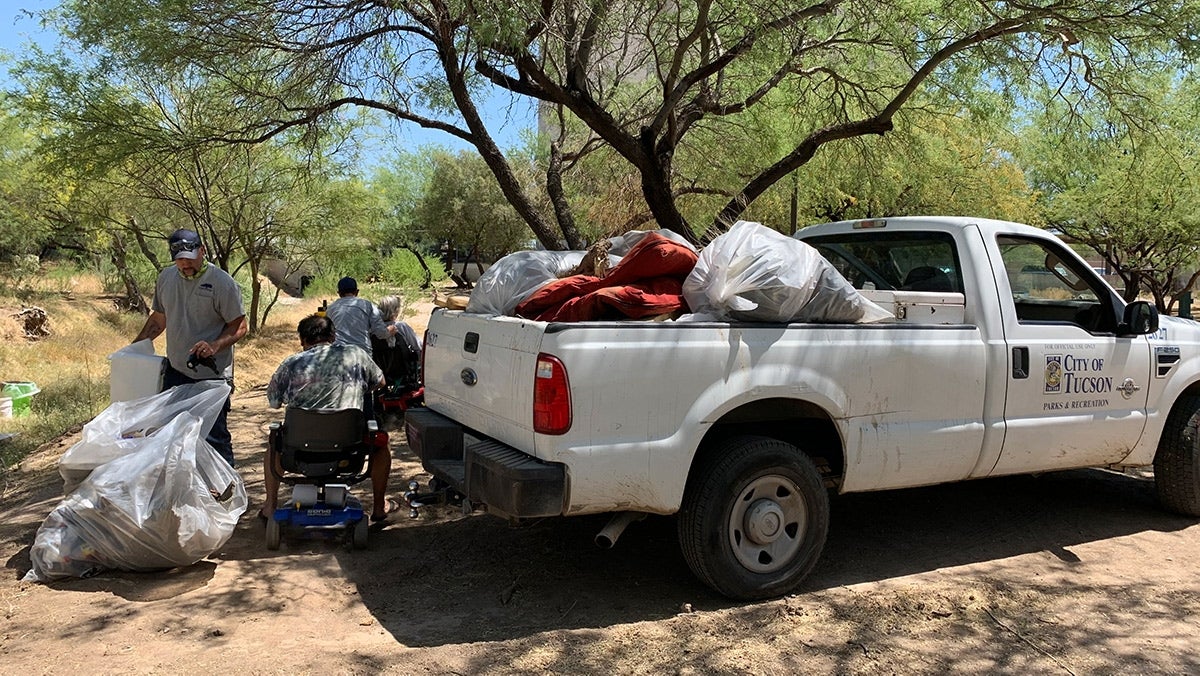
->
[0, 270, 341, 472]
[0, 286, 133, 470]
[234, 297, 313, 390]
[0, 264, 441, 473]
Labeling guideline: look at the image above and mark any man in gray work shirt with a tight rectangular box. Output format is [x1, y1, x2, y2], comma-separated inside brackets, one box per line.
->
[326, 276, 395, 353]
[133, 229, 247, 467]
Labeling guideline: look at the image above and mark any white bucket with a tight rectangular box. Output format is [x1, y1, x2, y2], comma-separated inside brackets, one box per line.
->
[107, 340, 167, 402]
[0, 397, 11, 418]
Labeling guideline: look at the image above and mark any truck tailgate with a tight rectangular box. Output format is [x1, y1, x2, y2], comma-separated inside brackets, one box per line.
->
[422, 310, 542, 452]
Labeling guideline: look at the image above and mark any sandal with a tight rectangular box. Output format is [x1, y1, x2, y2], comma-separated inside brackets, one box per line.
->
[370, 497, 402, 523]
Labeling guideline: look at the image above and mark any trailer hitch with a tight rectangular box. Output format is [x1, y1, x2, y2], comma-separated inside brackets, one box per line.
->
[403, 477, 468, 518]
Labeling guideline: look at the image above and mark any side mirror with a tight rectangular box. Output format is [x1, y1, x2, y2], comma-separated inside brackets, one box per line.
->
[1120, 301, 1159, 336]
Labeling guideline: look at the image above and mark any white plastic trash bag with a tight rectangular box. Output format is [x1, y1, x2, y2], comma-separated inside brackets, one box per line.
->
[605, 228, 697, 257]
[466, 250, 586, 316]
[683, 220, 892, 323]
[24, 412, 247, 582]
[59, 380, 229, 493]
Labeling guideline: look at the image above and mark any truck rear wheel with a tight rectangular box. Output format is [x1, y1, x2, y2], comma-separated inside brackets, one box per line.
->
[1155, 395, 1200, 516]
[677, 435, 829, 600]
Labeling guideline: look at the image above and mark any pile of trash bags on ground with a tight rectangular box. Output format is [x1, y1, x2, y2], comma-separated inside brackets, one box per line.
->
[24, 381, 247, 582]
[466, 220, 891, 324]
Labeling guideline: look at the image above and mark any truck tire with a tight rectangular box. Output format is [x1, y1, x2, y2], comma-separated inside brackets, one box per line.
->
[1155, 395, 1200, 516]
[677, 435, 829, 600]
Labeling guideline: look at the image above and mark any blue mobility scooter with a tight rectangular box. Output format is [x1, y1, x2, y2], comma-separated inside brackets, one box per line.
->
[265, 407, 388, 550]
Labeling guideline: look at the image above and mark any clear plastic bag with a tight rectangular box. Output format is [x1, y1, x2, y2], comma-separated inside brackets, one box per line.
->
[59, 380, 229, 493]
[466, 250, 586, 316]
[682, 220, 892, 323]
[24, 412, 247, 582]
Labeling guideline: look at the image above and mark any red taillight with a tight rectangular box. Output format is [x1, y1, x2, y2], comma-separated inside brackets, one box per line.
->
[533, 353, 571, 435]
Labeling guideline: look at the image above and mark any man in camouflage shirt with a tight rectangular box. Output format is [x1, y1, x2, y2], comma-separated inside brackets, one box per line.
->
[263, 314, 394, 522]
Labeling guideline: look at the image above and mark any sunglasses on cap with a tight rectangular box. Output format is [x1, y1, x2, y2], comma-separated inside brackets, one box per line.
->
[170, 240, 201, 255]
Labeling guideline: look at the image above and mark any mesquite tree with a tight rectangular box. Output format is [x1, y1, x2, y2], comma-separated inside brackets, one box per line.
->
[30, 1, 1200, 245]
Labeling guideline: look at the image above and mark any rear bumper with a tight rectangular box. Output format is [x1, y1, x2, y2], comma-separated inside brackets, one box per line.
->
[403, 408, 566, 519]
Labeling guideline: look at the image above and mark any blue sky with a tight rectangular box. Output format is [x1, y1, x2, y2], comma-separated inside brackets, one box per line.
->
[0, 1, 536, 160]
[0, 2, 56, 59]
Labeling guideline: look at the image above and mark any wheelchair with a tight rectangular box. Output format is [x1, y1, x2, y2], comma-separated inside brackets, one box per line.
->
[265, 407, 389, 550]
[370, 334, 425, 429]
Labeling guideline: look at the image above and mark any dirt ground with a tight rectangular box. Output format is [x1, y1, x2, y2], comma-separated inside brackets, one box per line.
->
[2, 304, 1200, 674]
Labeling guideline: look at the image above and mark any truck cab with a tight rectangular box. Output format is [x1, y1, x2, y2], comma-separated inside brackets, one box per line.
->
[796, 217, 1162, 481]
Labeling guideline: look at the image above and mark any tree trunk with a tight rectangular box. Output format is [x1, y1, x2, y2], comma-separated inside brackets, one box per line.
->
[259, 284, 280, 329]
[111, 232, 150, 315]
[247, 257, 261, 334]
[128, 218, 162, 271]
[547, 143, 586, 249]
[638, 130, 697, 245]
[642, 171, 694, 244]
[398, 243, 434, 288]
[433, 24, 564, 251]
[1121, 275, 1142, 303]
[1153, 288, 1167, 313]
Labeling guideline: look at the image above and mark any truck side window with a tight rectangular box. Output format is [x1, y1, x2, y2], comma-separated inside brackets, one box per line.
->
[805, 232, 963, 293]
[997, 235, 1113, 333]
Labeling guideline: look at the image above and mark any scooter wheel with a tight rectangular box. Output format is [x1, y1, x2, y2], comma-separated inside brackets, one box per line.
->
[352, 518, 369, 549]
[266, 517, 282, 550]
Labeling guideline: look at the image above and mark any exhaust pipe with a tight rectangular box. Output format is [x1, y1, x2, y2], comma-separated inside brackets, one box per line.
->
[595, 511, 646, 549]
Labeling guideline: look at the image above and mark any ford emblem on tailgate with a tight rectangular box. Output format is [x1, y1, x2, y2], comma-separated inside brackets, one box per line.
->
[461, 368, 478, 386]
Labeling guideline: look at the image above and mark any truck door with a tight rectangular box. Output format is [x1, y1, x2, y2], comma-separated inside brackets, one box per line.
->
[991, 234, 1152, 475]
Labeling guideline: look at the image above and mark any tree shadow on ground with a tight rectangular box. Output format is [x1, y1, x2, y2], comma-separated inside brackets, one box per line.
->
[312, 467, 1191, 648]
[5, 444, 1191, 653]
[811, 467, 1189, 589]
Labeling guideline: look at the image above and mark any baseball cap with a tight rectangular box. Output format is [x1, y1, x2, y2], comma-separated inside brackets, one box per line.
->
[168, 229, 203, 260]
[337, 276, 358, 294]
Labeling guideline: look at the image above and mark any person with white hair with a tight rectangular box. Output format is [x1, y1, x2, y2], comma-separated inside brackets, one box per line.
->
[372, 295, 422, 389]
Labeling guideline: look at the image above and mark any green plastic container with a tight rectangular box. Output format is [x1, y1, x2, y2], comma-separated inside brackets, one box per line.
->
[2, 382, 40, 416]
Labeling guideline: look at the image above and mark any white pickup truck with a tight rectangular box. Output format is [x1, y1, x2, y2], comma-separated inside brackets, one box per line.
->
[405, 216, 1200, 600]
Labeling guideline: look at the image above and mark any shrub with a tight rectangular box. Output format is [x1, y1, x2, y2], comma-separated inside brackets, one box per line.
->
[379, 248, 447, 288]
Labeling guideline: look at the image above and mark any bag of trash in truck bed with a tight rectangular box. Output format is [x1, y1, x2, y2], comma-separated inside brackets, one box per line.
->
[464, 223, 889, 324]
[683, 221, 892, 323]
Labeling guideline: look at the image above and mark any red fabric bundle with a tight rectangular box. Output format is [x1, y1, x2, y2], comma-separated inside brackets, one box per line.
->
[515, 233, 698, 322]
